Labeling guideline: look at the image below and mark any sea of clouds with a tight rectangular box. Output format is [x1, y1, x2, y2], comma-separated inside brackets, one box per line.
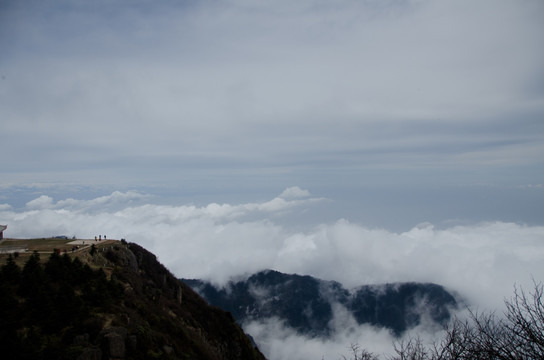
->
[2, 187, 543, 359]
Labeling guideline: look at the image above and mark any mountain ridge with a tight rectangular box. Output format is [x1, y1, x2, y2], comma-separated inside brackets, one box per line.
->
[182, 269, 458, 337]
[0, 239, 266, 360]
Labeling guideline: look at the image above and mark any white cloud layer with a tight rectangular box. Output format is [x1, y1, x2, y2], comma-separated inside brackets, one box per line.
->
[244, 299, 462, 360]
[2, 189, 542, 310]
[1, 188, 543, 358]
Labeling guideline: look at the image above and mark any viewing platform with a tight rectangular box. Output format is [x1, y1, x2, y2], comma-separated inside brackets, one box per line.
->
[0, 237, 122, 266]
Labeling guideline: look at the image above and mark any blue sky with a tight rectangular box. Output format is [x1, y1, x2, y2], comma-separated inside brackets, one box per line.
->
[1, 1, 544, 357]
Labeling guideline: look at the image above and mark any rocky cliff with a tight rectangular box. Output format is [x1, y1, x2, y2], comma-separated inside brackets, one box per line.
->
[0, 241, 266, 360]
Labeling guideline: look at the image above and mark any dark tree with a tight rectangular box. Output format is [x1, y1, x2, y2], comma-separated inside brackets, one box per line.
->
[341, 343, 379, 360]
[504, 282, 544, 359]
[1, 254, 21, 285]
[390, 281, 544, 360]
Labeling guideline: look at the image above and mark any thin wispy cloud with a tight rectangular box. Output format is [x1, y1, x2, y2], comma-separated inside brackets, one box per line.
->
[1, 0, 543, 191]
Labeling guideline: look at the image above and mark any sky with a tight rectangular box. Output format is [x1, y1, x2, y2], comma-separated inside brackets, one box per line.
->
[1, 0, 544, 358]
[1, 0, 543, 229]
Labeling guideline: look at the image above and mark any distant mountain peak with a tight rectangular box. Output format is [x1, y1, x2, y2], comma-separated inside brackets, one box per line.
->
[183, 269, 458, 337]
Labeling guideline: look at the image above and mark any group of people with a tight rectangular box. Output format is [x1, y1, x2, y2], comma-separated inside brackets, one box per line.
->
[94, 235, 107, 241]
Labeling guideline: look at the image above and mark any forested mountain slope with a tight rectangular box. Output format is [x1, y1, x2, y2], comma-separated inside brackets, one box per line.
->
[183, 270, 458, 336]
[0, 241, 265, 360]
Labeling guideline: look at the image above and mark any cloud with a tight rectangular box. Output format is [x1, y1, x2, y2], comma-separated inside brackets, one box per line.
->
[243, 302, 442, 360]
[2, 188, 544, 358]
[55, 191, 150, 212]
[279, 186, 311, 199]
[23, 191, 149, 213]
[3, 189, 543, 311]
[26, 195, 54, 210]
[1, 0, 543, 191]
